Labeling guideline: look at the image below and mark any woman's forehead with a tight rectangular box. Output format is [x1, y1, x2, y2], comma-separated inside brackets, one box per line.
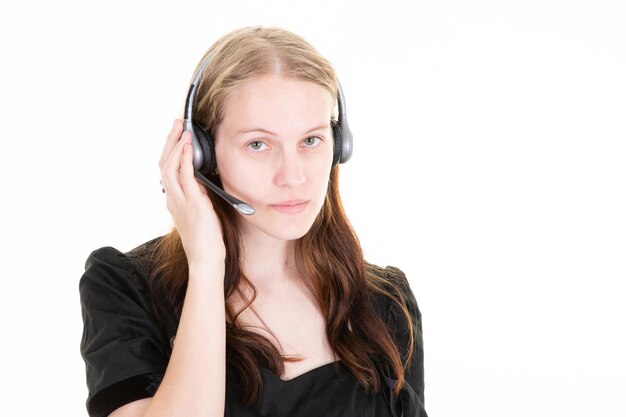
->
[219, 75, 334, 134]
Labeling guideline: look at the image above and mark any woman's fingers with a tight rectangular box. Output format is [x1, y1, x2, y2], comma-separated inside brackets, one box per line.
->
[159, 119, 184, 169]
[179, 137, 210, 200]
[161, 130, 191, 202]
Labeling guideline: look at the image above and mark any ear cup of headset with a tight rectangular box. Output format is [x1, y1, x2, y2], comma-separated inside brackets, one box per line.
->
[331, 121, 343, 166]
[332, 115, 353, 166]
[192, 121, 217, 175]
[333, 82, 353, 166]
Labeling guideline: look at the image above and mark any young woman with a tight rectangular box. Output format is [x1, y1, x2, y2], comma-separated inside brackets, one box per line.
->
[79, 26, 427, 417]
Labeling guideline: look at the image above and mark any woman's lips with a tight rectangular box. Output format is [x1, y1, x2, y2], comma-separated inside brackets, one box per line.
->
[269, 200, 310, 214]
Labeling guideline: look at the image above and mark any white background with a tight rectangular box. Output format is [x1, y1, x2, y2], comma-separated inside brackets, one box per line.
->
[1, 0, 624, 416]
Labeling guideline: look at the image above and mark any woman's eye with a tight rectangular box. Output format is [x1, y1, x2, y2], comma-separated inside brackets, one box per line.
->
[303, 136, 322, 147]
[247, 141, 267, 151]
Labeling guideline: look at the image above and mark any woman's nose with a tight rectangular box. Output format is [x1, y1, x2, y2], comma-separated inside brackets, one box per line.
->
[274, 150, 306, 188]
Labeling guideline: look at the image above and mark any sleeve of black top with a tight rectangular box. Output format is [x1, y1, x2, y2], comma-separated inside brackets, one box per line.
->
[385, 266, 425, 405]
[79, 246, 168, 417]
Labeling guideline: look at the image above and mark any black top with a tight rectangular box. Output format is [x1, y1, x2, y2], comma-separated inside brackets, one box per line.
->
[79, 241, 427, 417]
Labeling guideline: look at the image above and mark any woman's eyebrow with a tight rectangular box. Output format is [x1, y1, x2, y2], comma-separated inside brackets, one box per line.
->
[237, 127, 276, 136]
[236, 124, 329, 136]
[302, 124, 330, 134]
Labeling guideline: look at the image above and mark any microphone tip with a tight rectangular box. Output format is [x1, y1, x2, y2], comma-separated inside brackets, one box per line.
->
[234, 203, 255, 216]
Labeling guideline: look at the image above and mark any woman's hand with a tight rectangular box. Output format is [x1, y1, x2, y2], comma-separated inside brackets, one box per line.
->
[159, 119, 226, 268]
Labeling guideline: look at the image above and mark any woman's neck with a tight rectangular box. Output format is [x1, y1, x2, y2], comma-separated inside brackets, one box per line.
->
[239, 229, 301, 293]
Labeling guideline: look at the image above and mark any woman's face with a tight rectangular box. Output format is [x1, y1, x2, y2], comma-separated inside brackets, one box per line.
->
[214, 75, 335, 242]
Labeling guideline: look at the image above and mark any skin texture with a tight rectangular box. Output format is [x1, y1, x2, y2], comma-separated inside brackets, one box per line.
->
[110, 75, 336, 417]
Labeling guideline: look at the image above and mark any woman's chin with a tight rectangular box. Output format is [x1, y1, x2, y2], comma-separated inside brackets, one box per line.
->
[239, 213, 316, 242]
[264, 221, 314, 241]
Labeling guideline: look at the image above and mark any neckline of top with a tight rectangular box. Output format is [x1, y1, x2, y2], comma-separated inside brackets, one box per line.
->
[263, 360, 343, 384]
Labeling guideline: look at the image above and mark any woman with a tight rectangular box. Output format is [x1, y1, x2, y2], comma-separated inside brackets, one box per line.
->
[79, 26, 426, 417]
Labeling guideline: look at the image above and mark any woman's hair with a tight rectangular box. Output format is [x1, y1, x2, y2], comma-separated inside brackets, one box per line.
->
[147, 26, 415, 405]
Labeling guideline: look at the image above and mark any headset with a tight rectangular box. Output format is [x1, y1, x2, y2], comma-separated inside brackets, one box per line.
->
[183, 52, 353, 215]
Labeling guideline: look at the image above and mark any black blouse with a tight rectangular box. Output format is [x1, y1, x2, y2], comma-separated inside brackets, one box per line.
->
[79, 242, 427, 417]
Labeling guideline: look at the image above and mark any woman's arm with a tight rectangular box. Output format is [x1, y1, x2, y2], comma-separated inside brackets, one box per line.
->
[108, 121, 228, 417]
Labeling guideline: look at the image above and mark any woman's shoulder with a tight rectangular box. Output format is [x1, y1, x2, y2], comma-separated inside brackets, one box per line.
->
[364, 262, 422, 339]
[80, 237, 164, 299]
[81, 246, 136, 290]
[365, 263, 418, 307]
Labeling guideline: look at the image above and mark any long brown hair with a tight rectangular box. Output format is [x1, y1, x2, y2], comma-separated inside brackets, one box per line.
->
[147, 26, 415, 405]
